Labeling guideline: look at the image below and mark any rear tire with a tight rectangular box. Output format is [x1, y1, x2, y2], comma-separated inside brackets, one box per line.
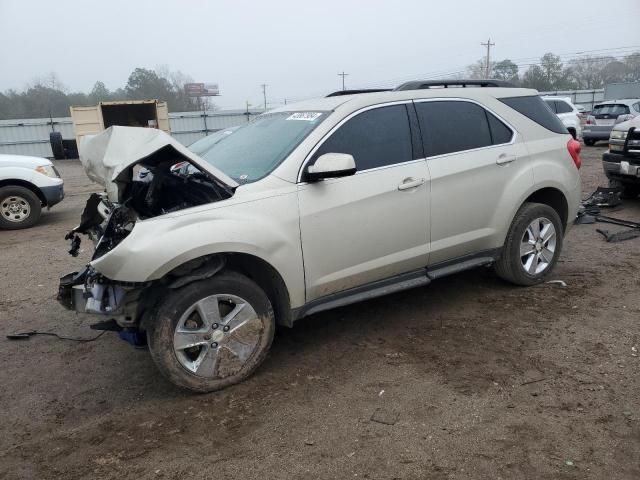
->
[609, 179, 640, 199]
[584, 138, 596, 146]
[0, 185, 42, 230]
[495, 203, 563, 286]
[147, 270, 275, 393]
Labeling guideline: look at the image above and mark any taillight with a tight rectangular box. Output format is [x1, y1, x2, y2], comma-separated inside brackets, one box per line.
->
[567, 139, 582, 169]
[586, 115, 596, 125]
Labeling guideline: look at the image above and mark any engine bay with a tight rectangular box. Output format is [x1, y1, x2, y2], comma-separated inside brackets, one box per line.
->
[67, 154, 233, 260]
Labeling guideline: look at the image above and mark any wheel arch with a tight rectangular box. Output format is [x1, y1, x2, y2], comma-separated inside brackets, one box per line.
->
[0, 179, 46, 205]
[522, 187, 569, 232]
[160, 252, 293, 327]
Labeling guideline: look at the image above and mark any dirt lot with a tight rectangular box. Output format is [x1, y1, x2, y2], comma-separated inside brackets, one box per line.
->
[1, 145, 639, 480]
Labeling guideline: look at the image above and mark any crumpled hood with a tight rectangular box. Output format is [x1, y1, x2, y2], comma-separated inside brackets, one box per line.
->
[79, 126, 238, 201]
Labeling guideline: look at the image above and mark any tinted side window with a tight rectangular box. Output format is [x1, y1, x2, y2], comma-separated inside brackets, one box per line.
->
[487, 112, 513, 144]
[500, 96, 567, 134]
[544, 100, 557, 113]
[415, 101, 492, 156]
[555, 101, 573, 114]
[314, 105, 413, 170]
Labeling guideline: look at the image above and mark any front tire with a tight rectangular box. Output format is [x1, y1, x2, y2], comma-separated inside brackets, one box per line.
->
[147, 271, 276, 393]
[495, 203, 563, 286]
[0, 185, 42, 230]
[584, 138, 596, 146]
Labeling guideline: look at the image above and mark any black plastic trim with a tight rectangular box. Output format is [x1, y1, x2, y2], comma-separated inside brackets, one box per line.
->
[406, 102, 425, 160]
[326, 89, 392, 97]
[291, 248, 502, 323]
[291, 269, 430, 321]
[426, 248, 500, 280]
[394, 79, 515, 91]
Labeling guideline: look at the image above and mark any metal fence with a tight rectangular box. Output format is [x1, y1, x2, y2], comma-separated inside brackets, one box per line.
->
[0, 109, 263, 158]
[539, 88, 605, 112]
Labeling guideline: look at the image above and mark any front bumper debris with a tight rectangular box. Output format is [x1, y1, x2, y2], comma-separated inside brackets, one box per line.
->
[57, 267, 134, 315]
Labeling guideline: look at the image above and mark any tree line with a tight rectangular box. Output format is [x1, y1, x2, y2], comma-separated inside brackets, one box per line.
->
[2, 52, 639, 120]
[0, 67, 204, 120]
[466, 52, 640, 91]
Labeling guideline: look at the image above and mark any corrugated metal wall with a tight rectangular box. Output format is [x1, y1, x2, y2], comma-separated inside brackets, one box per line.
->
[0, 109, 262, 158]
[169, 110, 260, 146]
[0, 117, 75, 157]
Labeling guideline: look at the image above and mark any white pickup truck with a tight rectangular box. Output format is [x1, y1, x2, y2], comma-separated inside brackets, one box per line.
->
[0, 154, 64, 229]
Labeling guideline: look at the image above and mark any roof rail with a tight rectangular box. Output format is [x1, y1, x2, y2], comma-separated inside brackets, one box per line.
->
[326, 88, 392, 97]
[394, 79, 516, 91]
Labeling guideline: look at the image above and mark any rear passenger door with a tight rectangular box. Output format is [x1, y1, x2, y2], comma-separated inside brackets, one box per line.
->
[298, 103, 430, 302]
[414, 99, 531, 265]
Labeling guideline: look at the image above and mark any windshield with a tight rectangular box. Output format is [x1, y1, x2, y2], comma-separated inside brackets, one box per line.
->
[197, 111, 327, 183]
[189, 127, 239, 156]
[593, 104, 630, 116]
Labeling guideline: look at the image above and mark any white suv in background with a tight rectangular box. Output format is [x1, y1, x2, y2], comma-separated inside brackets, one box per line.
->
[58, 81, 582, 392]
[542, 96, 582, 140]
[0, 154, 64, 229]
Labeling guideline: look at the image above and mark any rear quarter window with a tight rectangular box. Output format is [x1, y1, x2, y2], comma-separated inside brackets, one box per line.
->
[555, 101, 573, 114]
[500, 96, 567, 134]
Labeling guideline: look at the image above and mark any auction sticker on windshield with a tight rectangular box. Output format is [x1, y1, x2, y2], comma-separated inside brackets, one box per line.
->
[286, 112, 323, 121]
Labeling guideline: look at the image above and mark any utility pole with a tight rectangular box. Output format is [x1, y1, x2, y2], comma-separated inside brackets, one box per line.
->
[261, 84, 268, 112]
[481, 38, 495, 79]
[245, 100, 251, 122]
[338, 71, 349, 91]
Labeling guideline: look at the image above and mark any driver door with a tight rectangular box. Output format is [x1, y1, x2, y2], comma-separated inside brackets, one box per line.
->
[297, 103, 431, 302]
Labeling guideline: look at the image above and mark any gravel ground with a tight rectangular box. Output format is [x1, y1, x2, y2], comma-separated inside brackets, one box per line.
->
[1, 145, 639, 480]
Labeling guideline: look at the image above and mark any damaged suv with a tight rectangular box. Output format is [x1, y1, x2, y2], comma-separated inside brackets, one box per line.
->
[59, 83, 582, 392]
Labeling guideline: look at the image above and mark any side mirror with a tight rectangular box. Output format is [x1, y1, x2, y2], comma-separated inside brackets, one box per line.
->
[305, 153, 356, 182]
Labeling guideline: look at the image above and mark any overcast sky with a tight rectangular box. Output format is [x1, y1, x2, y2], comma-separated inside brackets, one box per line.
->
[1, 0, 639, 110]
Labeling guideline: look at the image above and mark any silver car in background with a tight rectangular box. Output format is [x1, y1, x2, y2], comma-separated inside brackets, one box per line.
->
[583, 99, 640, 146]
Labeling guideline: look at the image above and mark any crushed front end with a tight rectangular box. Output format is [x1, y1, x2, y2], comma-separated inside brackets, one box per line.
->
[57, 126, 237, 345]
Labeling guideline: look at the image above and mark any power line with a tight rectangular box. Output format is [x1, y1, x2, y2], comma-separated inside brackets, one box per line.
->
[282, 45, 640, 104]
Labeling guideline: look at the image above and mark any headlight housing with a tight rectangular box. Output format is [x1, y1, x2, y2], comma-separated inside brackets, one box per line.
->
[35, 164, 59, 178]
[610, 130, 628, 141]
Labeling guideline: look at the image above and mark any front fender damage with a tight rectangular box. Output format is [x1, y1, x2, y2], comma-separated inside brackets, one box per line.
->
[58, 126, 238, 335]
[58, 256, 227, 331]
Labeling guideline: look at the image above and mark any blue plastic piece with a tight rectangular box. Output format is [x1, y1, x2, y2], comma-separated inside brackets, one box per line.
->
[118, 329, 147, 347]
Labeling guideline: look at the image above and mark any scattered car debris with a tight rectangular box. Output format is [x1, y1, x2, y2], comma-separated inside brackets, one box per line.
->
[6, 330, 106, 342]
[582, 187, 622, 209]
[576, 187, 640, 242]
[546, 280, 567, 287]
[596, 228, 640, 243]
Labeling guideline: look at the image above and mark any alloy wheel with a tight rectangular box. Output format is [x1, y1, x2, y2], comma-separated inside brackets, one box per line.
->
[173, 294, 264, 378]
[520, 217, 556, 275]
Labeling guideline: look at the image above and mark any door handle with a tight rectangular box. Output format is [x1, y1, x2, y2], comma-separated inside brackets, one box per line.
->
[496, 153, 516, 165]
[398, 177, 425, 191]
